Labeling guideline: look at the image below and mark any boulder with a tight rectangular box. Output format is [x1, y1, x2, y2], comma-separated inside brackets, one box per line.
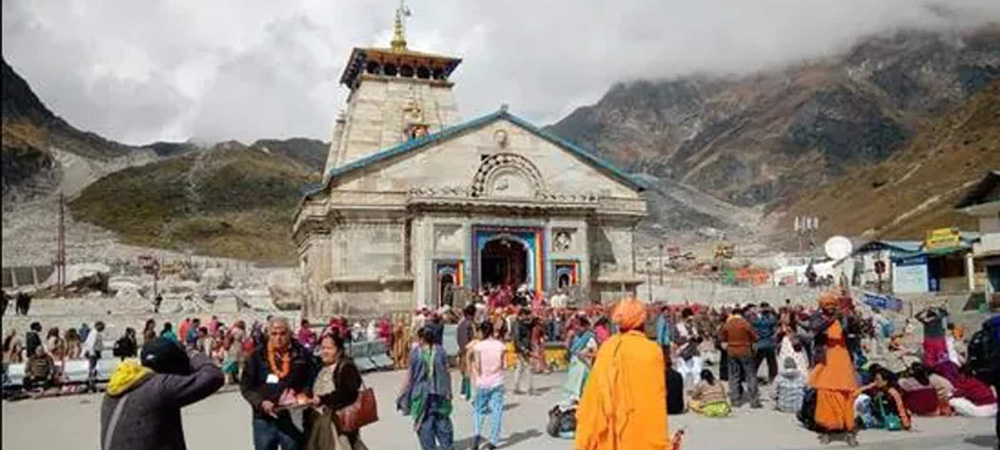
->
[267, 270, 303, 311]
[46, 263, 110, 294]
[201, 268, 232, 290]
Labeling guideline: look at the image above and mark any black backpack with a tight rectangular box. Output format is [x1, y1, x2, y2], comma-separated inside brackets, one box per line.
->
[968, 322, 997, 385]
[112, 337, 132, 358]
[547, 404, 577, 438]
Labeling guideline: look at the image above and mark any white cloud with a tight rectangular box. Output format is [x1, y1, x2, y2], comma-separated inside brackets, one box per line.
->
[3, 0, 999, 144]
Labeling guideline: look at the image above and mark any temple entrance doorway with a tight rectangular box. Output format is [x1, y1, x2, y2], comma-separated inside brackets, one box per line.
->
[480, 238, 528, 289]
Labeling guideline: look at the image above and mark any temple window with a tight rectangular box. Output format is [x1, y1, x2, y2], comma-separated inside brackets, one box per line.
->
[384, 63, 398, 76]
[365, 61, 381, 75]
[400, 65, 415, 78]
[416, 66, 430, 79]
[432, 68, 444, 80]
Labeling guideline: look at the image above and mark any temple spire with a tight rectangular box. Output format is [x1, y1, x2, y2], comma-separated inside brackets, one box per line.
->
[391, 0, 411, 52]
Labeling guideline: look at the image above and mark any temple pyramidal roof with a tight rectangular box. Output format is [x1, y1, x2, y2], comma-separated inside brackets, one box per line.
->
[306, 107, 649, 198]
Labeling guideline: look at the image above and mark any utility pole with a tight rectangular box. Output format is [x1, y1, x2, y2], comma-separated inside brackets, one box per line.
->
[56, 192, 66, 293]
[645, 259, 653, 302]
[658, 242, 664, 285]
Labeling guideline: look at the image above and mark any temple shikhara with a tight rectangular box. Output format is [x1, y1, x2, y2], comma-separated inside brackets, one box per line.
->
[293, 6, 648, 317]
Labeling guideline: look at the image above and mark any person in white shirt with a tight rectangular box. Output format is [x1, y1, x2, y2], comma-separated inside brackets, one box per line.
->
[82, 321, 105, 392]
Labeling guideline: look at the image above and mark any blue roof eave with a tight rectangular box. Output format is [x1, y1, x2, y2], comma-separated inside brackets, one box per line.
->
[312, 108, 647, 196]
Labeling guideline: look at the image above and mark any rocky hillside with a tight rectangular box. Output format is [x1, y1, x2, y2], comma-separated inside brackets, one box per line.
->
[770, 79, 1000, 243]
[69, 142, 321, 263]
[2, 57, 140, 201]
[548, 28, 1000, 212]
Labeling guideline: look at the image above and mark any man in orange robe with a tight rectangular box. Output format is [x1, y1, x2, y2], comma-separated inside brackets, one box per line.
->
[809, 292, 859, 446]
[575, 297, 669, 450]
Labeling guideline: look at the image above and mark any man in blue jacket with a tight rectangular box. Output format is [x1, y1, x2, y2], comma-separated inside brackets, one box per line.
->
[750, 302, 779, 384]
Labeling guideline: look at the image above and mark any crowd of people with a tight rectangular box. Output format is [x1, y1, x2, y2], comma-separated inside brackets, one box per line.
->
[2, 285, 998, 450]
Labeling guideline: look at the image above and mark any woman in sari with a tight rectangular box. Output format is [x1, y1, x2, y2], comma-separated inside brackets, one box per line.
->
[809, 292, 859, 446]
[562, 316, 596, 402]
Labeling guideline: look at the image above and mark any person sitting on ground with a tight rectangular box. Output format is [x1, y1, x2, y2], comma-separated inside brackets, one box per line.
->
[689, 369, 731, 417]
[24, 346, 56, 391]
[3, 329, 24, 364]
[856, 365, 910, 431]
[949, 365, 998, 418]
[898, 362, 945, 416]
[775, 356, 807, 413]
[664, 350, 686, 415]
[100, 337, 224, 450]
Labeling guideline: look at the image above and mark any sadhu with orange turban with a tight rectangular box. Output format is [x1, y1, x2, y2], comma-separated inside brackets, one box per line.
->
[807, 291, 859, 445]
[575, 297, 669, 450]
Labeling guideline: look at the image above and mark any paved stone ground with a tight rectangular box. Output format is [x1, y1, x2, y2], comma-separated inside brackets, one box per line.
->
[2, 370, 996, 450]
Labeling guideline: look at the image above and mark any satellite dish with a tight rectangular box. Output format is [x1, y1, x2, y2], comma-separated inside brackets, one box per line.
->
[824, 236, 853, 260]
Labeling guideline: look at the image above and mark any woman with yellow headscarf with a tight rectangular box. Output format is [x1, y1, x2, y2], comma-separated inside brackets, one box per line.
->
[808, 292, 859, 446]
[575, 298, 669, 450]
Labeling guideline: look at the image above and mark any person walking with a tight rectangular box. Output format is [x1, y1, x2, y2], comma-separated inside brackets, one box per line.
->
[456, 305, 475, 402]
[575, 298, 669, 450]
[470, 321, 506, 450]
[84, 321, 106, 392]
[306, 333, 367, 450]
[751, 303, 779, 384]
[241, 317, 313, 450]
[719, 306, 760, 408]
[397, 326, 454, 450]
[512, 309, 534, 395]
[808, 293, 859, 446]
[100, 337, 224, 450]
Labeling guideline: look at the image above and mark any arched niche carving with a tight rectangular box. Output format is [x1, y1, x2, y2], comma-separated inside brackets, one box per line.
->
[471, 153, 545, 198]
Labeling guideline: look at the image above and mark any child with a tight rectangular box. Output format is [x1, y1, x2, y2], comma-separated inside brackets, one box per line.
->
[689, 369, 730, 417]
[775, 356, 807, 413]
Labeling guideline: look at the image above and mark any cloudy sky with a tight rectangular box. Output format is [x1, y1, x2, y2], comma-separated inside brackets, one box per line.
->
[2, 0, 999, 144]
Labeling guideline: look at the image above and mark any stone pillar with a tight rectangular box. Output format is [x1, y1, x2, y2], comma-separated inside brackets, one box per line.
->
[10, 268, 18, 289]
[966, 251, 975, 292]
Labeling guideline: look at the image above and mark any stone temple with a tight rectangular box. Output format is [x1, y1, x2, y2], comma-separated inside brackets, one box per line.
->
[293, 14, 647, 318]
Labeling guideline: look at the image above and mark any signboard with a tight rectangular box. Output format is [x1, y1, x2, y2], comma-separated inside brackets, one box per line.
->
[924, 227, 961, 251]
[861, 292, 903, 312]
[892, 254, 928, 294]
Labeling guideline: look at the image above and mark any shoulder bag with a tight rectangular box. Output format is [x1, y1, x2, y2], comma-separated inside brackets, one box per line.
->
[333, 361, 379, 432]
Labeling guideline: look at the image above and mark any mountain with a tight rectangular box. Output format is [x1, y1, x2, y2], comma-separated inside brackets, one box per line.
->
[769, 78, 1000, 243]
[2, 57, 140, 201]
[548, 28, 1000, 212]
[251, 138, 328, 173]
[69, 141, 321, 263]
